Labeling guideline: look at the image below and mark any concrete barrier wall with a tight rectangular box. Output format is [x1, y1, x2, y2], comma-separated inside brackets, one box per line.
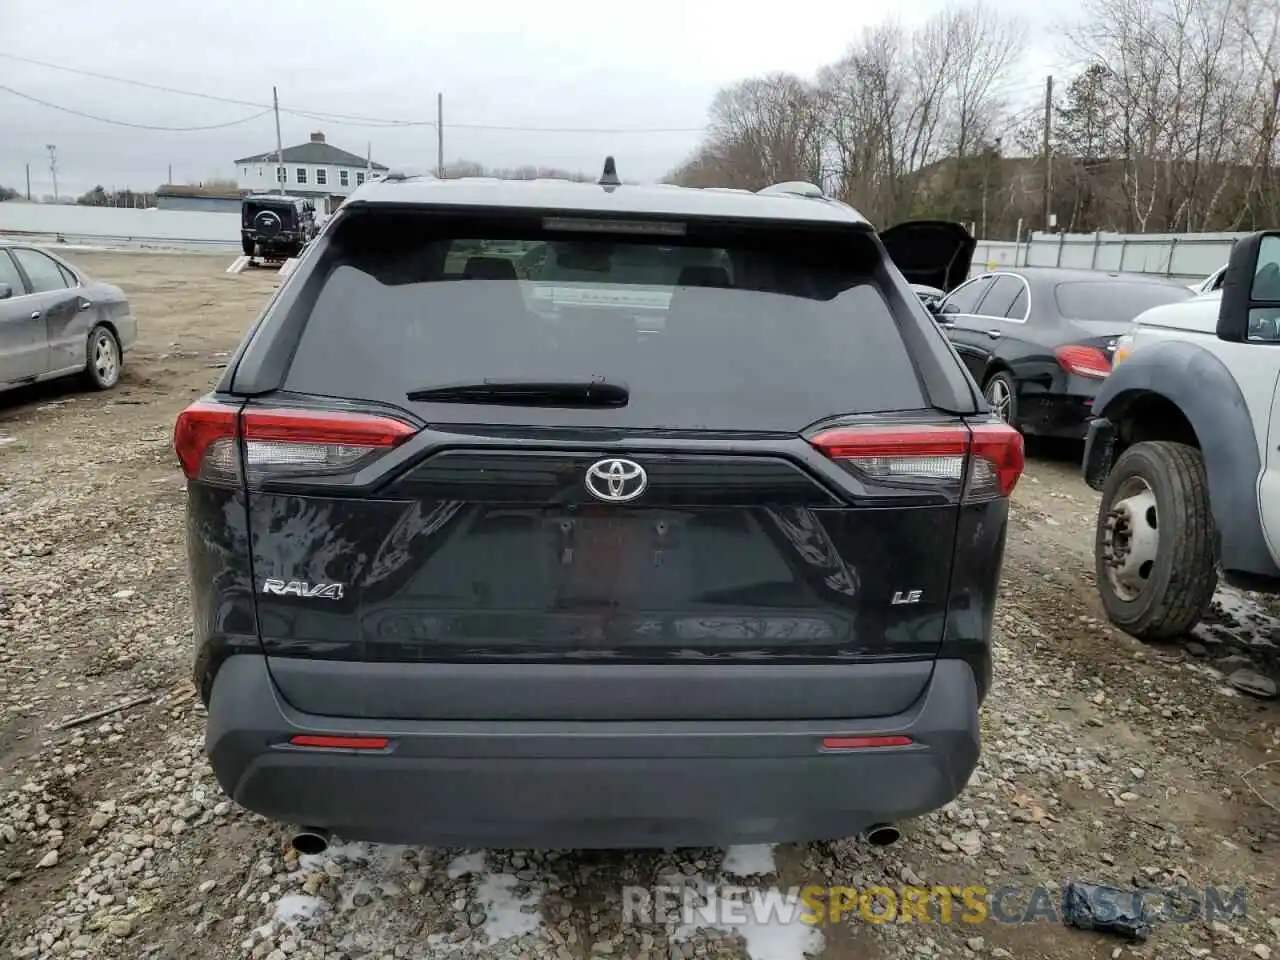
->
[0, 201, 240, 250]
[971, 231, 1245, 283]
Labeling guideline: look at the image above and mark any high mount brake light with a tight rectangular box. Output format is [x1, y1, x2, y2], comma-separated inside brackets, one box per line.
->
[1055, 344, 1112, 379]
[173, 401, 417, 485]
[809, 422, 1024, 501]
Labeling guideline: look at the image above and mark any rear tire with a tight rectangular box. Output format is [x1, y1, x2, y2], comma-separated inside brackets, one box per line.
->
[983, 370, 1018, 428]
[1094, 440, 1217, 641]
[83, 325, 121, 390]
[242, 236, 255, 257]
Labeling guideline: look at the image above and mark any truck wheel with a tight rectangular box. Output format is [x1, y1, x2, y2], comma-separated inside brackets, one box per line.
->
[1095, 440, 1217, 641]
[242, 237, 255, 257]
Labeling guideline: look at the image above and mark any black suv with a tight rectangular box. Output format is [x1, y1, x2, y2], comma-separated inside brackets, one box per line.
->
[175, 165, 1020, 851]
[240, 194, 317, 259]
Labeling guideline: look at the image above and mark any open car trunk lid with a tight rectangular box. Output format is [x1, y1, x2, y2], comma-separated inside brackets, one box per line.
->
[879, 220, 976, 293]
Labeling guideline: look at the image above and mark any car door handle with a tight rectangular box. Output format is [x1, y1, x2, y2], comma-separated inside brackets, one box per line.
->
[985, 330, 1002, 339]
[79, 299, 92, 311]
[30, 311, 41, 320]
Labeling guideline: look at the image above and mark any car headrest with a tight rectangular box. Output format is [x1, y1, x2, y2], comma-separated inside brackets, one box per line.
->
[675, 265, 731, 288]
[463, 256, 518, 280]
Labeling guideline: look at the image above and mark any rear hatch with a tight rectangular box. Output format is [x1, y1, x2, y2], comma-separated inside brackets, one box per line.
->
[243, 200, 295, 236]
[197, 208, 1019, 721]
[879, 220, 976, 293]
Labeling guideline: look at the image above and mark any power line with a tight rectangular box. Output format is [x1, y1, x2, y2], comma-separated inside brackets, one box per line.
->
[0, 51, 269, 109]
[0, 51, 707, 134]
[0, 83, 273, 131]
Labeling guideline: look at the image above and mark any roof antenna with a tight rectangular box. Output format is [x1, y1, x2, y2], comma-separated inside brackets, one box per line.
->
[599, 156, 621, 187]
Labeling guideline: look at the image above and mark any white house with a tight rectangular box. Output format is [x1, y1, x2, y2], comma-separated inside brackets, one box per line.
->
[234, 132, 389, 215]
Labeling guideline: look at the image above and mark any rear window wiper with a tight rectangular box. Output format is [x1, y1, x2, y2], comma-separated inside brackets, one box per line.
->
[406, 378, 629, 407]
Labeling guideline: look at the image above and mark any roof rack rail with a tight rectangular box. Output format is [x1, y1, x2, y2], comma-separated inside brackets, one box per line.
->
[757, 181, 825, 199]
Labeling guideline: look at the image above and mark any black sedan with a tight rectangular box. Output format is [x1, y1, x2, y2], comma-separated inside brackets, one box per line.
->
[929, 267, 1194, 438]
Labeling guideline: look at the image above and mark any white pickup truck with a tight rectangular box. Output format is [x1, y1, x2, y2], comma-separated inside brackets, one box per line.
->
[1082, 230, 1280, 640]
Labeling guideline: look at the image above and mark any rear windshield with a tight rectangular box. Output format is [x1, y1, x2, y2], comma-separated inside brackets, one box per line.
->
[282, 212, 927, 431]
[1053, 280, 1192, 325]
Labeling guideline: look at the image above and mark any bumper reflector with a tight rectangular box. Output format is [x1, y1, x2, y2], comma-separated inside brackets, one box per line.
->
[288, 735, 389, 750]
[820, 735, 913, 750]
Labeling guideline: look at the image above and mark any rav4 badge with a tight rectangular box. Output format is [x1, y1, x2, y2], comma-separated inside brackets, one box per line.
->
[261, 579, 345, 600]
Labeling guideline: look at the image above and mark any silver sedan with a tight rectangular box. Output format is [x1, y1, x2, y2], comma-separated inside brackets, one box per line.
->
[0, 242, 137, 394]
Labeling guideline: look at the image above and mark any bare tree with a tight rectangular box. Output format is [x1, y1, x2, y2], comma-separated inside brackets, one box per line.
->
[701, 73, 826, 188]
[1234, 0, 1280, 224]
[942, 2, 1027, 159]
[668, 0, 1280, 236]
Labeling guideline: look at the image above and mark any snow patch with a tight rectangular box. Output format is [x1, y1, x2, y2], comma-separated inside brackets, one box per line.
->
[474, 872, 544, 943]
[446, 851, 487, 880]
[1194, 584, 1280, 648]
[671, 882, 824, 960]
[274, 894, 327, 926]
[722, 844, 778, 877]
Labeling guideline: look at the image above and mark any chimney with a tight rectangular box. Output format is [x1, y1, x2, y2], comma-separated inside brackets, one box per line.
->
[309, 131, 325, 144]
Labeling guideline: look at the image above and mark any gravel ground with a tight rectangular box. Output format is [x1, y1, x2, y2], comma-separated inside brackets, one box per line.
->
[0, 250, 1277, 960]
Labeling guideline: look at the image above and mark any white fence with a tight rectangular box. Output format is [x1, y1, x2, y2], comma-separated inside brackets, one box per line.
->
[0, 201, 241, 251]
[971, 230, 1245, 283]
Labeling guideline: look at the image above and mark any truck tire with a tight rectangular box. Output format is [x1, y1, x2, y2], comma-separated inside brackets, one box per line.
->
[1094, 440, 1217, 641]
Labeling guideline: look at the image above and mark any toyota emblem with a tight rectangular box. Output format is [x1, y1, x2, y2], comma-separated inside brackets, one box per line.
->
[584, 458, 647, 503]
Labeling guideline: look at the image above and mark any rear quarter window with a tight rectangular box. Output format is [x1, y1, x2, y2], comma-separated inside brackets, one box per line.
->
[1054, 280, 1193, 324]
[281, 215, 930, 432]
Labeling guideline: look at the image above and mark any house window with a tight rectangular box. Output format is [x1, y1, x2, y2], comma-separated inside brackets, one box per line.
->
[316, 168, 327, 186]
[296, 168, 308, 184]
[257, 167, 263, 177]
[242, 167, 248, 177]
[276, 166, 286, 183]
[356, 171, 366, 185]
[340, 170, 350, 187]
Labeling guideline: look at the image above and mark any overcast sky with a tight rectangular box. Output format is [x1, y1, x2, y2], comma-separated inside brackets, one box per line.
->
[1, 0, 1073, 198]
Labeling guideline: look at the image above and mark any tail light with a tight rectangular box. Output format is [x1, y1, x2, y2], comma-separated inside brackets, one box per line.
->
[1055, 344, 1112, 379]
[808, 422, 1024, 502]
[173, 400, 417, 486]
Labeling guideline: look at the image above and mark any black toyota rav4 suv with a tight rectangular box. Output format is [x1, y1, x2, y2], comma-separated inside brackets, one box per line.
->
[175, 166, 1018, 850]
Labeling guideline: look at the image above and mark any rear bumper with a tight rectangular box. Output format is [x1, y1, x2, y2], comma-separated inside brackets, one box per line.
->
[241, 230, 301, 253]
[1019, 393, 1095, 439]
[205, 655, 981, 848]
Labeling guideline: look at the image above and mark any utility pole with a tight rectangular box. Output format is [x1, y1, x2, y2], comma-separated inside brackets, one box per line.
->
[46, 144, 58, 202]
[437, 93, 444, 178]
[168, 164, 173, 185]
[273, 86, 285, 196]
[25, 163, 31, 201]
[981, 136, 1002, 240]
[1042, 75, 1053, 232]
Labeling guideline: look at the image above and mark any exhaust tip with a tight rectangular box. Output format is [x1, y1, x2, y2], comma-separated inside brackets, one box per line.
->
[290, 827, 330, 856]
[863, 823, 901, 846]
